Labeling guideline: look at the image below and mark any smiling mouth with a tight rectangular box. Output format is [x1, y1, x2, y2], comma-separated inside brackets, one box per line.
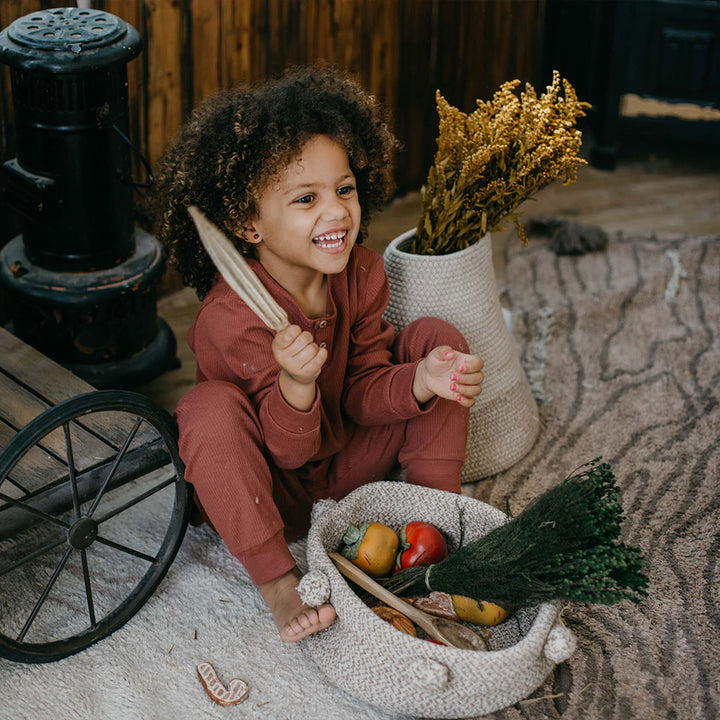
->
[313, 230, 347, 249]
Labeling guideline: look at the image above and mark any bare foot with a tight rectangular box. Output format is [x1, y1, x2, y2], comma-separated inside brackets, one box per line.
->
[259, 567, 336, 642]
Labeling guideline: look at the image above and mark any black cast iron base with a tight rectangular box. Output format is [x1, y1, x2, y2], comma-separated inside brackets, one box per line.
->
[0, 226, 179, 389]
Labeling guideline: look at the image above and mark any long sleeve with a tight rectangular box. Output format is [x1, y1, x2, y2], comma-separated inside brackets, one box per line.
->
[342, 251, 436, 425]
[189, 292, 322, 469]
[186, 247, 436, 470]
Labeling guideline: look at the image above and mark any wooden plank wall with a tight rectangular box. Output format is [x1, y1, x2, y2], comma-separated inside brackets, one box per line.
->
[0, 0, 543, 292]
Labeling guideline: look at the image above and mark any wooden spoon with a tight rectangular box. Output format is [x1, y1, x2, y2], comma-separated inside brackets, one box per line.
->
[329, 552, 487, 650]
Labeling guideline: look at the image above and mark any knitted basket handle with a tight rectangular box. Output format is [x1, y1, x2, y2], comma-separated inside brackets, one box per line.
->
[542, 624, 577, 664]
[298, 570, 332, 607]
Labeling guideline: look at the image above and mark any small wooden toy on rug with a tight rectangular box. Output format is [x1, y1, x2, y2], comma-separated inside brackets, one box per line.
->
[196, 662, 249, 707]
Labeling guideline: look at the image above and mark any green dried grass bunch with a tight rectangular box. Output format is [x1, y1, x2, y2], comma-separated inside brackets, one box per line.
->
[411, 71, 591, 255]
[381, 458, 649, 608]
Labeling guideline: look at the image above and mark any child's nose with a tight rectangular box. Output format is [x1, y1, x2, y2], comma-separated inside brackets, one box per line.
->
[321, 195, 350, 221]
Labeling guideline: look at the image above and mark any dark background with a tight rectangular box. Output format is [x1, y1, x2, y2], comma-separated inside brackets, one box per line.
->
[2, 0, 719, 293]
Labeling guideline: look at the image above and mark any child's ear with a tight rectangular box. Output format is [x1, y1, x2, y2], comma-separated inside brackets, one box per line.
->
[242, 224, 262, 245]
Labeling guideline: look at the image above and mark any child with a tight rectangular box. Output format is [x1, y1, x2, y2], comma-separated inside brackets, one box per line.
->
[153, 66, 484, 642]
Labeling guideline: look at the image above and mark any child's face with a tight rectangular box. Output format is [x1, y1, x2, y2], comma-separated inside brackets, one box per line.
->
[248, 134, 361, 288]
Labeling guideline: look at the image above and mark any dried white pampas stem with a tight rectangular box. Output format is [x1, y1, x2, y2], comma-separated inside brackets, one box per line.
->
[187, 205, 288, 331]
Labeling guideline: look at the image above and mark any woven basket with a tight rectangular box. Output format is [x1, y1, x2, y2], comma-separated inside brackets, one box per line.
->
[298, 482, 576, 718]
[383, 230, 540, 482]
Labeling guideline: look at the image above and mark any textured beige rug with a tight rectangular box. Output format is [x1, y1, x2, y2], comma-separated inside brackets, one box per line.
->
[1, 231, 717, 720]
[471, 230, 720, 720]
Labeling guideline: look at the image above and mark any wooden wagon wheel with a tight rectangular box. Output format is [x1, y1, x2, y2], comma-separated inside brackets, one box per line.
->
[0, 390, 191, 663]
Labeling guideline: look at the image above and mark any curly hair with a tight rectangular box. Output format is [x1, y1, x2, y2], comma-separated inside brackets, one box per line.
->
[152, 65, 397, 298]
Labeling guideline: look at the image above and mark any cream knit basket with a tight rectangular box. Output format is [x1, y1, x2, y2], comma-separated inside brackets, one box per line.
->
[298, 482, 576, 719]
[383, 230, 540, 482]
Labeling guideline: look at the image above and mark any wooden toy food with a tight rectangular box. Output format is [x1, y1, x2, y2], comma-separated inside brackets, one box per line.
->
[412, 591, 507, 627]
[371, 605, 417, 637]
[450, 595, 508, 626]
[339, 521, 399, 577]
[396, 521, 448, 570]
[196, 662, 249, 707]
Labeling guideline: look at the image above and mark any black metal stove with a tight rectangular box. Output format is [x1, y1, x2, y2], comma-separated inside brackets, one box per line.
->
[0, 7, 177, 388]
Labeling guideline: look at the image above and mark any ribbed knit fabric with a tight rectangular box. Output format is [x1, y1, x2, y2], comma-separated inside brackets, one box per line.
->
[176, 245, 471, 584]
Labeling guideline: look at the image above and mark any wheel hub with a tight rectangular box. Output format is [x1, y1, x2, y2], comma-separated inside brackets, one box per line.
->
[68, 516, 98, 550]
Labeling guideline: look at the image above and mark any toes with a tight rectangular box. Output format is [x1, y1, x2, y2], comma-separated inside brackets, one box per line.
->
[279, 605, 335, 642]
[306, 608, 320, 626]
[317, 604, 336, 627]
[297, 609, 318, 630]
[283, 623, 298, 639]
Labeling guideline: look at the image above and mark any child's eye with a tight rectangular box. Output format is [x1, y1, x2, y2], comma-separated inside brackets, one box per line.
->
[294, 194, 314, 204]
[337, 185, 356, 196]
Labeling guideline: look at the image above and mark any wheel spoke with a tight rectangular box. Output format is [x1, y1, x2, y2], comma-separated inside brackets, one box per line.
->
[0, 492, 71, 529]
[0, 391, 189, 659]
[17, 545, 73, 642]
[87, 417, 142, 517]
[63, 422, 81, 520]
[94, 535, 157, 563]
[95, 475, 177, 525]
[80, 550, 97, 628]
[0, 536, 67, 578]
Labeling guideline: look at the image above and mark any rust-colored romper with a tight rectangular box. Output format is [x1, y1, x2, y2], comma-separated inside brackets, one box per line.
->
[176, 245, 469, 585]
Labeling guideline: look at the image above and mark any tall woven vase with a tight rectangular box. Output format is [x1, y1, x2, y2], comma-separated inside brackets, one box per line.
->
[383, 229, 539, 482]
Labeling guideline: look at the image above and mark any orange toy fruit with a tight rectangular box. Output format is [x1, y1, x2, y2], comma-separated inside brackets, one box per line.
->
[340, 522, 399, 577]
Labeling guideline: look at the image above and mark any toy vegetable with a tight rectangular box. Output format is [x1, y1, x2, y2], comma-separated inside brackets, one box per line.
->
[340, 522, 399, 577]
[396, 521, 448, 571]
[372, 605, 417, 637]
[413, 591, 508, 626]
[451, 596, 508, 626]
[381, 458, 649, 607]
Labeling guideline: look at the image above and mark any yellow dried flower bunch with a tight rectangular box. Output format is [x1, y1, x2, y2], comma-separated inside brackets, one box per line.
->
[411, 71, 591, 255]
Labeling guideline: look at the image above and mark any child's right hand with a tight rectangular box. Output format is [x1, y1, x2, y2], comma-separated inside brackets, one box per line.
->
[273, 325, 327, 410]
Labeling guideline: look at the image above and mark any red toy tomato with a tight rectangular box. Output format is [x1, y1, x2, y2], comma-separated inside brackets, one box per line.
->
[396, 521, 448, 571]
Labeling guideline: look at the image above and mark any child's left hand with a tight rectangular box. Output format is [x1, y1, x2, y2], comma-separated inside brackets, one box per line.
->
[413, 347, 484, 408]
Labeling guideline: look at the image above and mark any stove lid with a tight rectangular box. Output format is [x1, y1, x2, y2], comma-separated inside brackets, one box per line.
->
[0, 7, 141, 73]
